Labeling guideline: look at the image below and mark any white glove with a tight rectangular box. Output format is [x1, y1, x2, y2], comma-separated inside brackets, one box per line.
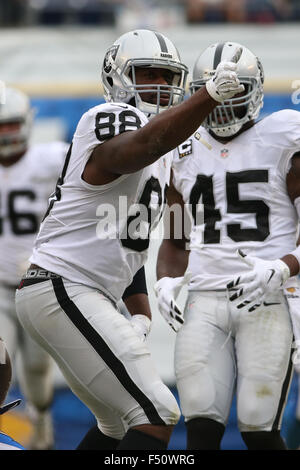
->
[206, 47, 245, 102]
[130, 314, 151, 342]
[154, 274, 191, 332]
[227, 250, 290, 312]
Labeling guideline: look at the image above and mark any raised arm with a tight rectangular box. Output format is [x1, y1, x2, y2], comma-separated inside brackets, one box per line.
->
[83, 57, 244, 185]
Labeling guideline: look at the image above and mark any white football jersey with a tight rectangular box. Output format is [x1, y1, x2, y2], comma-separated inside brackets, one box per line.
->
[0, 142, 68, 285]
[172, 109, 300, 291]
[30, 102, 171, 302]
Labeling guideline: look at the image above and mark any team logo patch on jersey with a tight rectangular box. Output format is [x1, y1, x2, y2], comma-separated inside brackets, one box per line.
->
[178, 139, 192, 158]
[220, 148, 229, 158]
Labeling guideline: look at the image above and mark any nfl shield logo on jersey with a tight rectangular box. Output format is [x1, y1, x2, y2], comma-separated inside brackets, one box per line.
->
[220, 148, 229, 158]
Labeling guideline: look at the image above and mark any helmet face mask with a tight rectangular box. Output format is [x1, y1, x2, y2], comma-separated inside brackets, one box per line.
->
[190, 42, 264, 137]
[102, 30, 188, 117]
[0, 87, 33, 159]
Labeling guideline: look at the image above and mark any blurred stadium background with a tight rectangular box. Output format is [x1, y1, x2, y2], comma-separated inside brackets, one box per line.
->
[0, 0, 300, 450]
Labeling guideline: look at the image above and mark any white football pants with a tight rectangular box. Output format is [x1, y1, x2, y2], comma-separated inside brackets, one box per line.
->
[15, 278, 180, 440]
[175, 290, 294, 432]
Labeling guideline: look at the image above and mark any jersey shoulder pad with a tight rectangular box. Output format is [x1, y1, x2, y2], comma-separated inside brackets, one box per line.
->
[258, 109, 300, 149]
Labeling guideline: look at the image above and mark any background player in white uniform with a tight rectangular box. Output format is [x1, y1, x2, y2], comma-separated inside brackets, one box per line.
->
[0, 87, 68, 449]
[15, 29, 244, 450]
[155, 42, 300, 450]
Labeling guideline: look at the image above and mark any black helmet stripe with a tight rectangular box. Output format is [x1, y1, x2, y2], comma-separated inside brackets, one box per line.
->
[154, 31, 168, 53]
[213, 42, 225, 69]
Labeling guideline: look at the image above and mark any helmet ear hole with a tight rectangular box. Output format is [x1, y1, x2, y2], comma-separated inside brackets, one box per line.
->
[107, 77, 113, 87]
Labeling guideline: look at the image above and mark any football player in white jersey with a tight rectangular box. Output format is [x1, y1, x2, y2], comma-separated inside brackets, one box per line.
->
[15, 29, 244, 450]
[155, 42, 300, 450]
[0, 87, 68, 449]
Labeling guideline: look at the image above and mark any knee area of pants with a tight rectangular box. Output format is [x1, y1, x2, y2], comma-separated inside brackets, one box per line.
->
[177, 368, 216, 416]
[156, 383, 181, 425]
[126, 383, 180, 428]
[238, 379, 279, 429]
[147, 381, 181, 426]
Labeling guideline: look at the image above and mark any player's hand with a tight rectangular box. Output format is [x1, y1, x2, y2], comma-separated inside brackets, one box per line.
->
[227, 250, 290, 312]
[206, 47, 245, 102]
[130, 314, 151, 342]
[154, 274, 190, 332]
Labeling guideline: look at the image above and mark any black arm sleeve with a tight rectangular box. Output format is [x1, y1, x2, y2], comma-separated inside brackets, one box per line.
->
[122, 266, 148, 300]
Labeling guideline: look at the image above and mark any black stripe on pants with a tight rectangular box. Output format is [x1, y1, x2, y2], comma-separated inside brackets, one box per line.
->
[272, 339, 295, 430]
[51, 277, 166, 426]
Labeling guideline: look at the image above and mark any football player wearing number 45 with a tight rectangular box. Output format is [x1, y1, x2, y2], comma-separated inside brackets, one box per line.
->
[155, 41, 300, 450]
[0, 87, 68, 449]
[15, 29, 243, 450]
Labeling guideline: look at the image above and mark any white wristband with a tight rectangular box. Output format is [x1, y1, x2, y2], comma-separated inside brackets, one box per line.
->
[131, 315, 151, 339]
[205, 79, 222, 103]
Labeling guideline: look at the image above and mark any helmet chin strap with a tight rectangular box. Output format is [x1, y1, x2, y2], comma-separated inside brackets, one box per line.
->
[209, 119, 256, 141]
[211, 122, 244, 138]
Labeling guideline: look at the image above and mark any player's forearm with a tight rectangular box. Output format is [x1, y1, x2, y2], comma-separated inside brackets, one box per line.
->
[156, 239, 189, 280]
[122, 267, 151, 320]
[98, 87, 217, 175]
[135, 87, 217, 170]
[123, 293, 152, 321]
[281, 254, 300, 277]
